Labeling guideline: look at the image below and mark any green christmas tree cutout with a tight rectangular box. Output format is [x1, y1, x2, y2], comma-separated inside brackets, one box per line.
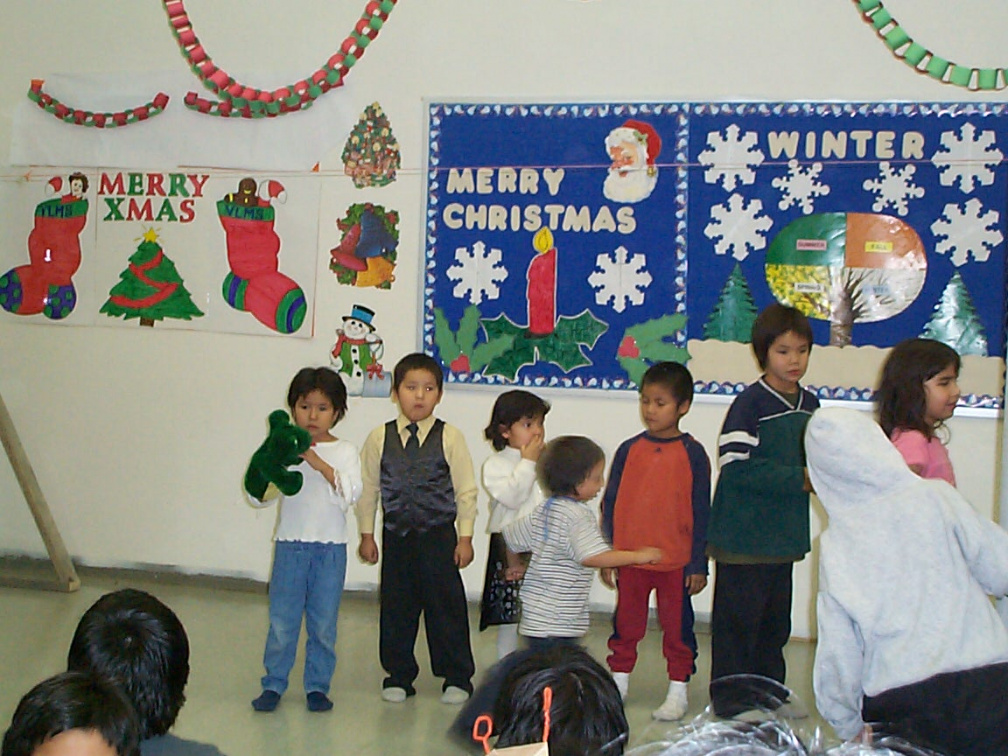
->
[616, 314, 691, 386]
[433, 305, 513, 373]
[704, 263, 757, 342]
[921, 271, 988, 356]
[342, 102, 401, 189]
[100, 229, 203, 327]
[481, 310, 608, 381]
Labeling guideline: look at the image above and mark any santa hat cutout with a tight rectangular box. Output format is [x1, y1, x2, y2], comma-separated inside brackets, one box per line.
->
[259, 179, 287, 204]
[607, 120, 662, 175]
[45, 177, 63, 196]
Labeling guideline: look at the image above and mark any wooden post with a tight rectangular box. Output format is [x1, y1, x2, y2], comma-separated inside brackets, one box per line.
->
[0, 390, 79, 592]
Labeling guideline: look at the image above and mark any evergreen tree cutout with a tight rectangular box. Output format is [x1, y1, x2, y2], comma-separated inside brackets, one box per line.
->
[704, 263, 757, 342]
[921, 271, 988, 356]
[342, 102, 401, 189]
[101, 229, 203, 327]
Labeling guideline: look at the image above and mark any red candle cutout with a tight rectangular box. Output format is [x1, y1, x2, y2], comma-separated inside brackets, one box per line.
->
[526, 228, 557, 336]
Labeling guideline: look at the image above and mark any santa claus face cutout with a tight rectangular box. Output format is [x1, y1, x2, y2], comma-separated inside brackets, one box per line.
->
[603, 119, 662, 204]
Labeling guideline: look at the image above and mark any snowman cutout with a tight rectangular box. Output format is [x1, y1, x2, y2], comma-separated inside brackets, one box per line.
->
[330, 304, 387, 396]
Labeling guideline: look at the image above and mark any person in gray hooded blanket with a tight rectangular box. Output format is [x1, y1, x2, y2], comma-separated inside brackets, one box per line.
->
[805, 407, 1008, 756]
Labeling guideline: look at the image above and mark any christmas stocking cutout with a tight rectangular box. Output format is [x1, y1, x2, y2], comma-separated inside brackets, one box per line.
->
[0, 179, 89, 319]
[217, 179, 305, 334]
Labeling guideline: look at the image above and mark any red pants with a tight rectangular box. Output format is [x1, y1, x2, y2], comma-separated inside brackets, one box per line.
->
[607, 565, 694, 681]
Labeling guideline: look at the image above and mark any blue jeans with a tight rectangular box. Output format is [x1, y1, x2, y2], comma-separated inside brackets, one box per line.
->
[261, 540, 347, 695]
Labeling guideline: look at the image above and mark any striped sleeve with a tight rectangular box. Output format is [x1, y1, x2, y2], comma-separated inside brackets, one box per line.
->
[717, 394, 760, 468]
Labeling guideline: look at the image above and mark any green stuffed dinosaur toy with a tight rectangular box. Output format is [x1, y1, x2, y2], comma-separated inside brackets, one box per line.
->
[244, 409, 312, 501]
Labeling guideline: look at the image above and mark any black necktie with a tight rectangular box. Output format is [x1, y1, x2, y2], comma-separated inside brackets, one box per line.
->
[405, 423, 419, 455]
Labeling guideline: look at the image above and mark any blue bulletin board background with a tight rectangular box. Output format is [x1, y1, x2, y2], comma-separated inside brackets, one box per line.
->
[422, 101, 1008, 407]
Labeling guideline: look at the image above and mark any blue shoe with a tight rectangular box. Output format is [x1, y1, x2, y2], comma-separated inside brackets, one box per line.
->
[306, 691, 333, 712]
[251, 690, 281, 712]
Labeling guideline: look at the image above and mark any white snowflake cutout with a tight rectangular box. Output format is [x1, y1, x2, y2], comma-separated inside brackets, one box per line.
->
[862, 162, 925, 216]
[446, 241, 508, 304]
[587, 246, 652, 313]
[698, 124, 766, 191]
[772, 159, 830, 214]
[930, 198, 1003, 266]
[931, 122, 1004, 194]
[704, 193, 773, 261]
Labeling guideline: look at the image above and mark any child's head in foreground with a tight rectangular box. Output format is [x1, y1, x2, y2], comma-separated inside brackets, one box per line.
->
[537, 436, 606, 501]
[484, 390, 551, 451]
[67, 589, 189, 740]
[392, 352, 444, 423]
[876, 337, 961, 439]
[751, 304, 813, 393]
[2, 671, 141, 756]
[639, 361, 694, 438]
[493, 645, 627, 756]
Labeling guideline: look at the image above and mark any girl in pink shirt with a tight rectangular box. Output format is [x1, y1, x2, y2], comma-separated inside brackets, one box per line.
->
[876, 338, 961, 486]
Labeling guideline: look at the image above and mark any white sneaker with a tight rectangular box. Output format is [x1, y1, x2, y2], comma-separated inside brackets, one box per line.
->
[611, 671, 630, 701]
[652, 680, 688, 721]
[381, 687, 407, 703]
[440, 685, 470, 705]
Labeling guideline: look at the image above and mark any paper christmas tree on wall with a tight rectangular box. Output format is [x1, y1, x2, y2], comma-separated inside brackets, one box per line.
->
[342, 102, 401, 189]
[921, 271, 988, 356]
[100, 228, 203, 327]
[704, 263, 757, 342]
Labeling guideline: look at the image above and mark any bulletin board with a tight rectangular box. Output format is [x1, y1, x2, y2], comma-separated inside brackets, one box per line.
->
[422, 101, 1008, 409]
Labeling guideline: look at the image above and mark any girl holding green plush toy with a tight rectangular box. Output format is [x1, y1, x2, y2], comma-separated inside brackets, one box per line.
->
[246, 366, 362, 714]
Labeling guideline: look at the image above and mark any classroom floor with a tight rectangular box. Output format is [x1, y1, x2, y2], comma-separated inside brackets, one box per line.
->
[0, 570, 830, 755]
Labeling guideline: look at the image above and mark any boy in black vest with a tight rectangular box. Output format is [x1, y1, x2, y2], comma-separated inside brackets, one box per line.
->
[357, 353, 478, 705]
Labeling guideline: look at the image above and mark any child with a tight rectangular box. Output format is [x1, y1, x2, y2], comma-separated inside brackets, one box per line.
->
[492, 645, 629, 755]
[66, 589, 225, 755]
[707, 303, 819, 710]
[503, 436, 663, 649]
[480, 390, 550, 660]
[356, 352, 478, 705]
[600, 361, 711, 721]
[2, 672, 141, 756]
[807, 407, 1008, 755]
[875, 337, 960, 485]
[247, 366, 361, 713]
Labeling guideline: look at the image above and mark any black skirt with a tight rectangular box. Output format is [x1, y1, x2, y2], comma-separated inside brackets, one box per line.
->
[479, 532, 522, 630]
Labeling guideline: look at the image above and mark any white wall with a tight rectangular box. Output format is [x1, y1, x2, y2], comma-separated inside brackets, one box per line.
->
[1, 1, 1004, 639]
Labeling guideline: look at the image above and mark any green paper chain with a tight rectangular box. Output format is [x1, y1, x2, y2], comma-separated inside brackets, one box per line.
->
[855, 0, 1006, 90]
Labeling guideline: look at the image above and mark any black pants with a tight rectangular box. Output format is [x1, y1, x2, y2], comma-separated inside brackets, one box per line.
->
[709, 562, 793, 713]
[380, 524, 475, 694]
[864, 662, 1008, 756]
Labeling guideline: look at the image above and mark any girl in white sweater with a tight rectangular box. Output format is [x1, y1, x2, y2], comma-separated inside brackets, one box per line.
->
[479, 390, 550, 659]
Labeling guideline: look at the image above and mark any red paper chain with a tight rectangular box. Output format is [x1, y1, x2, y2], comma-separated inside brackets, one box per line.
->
[27, 80, 169, 129]
[162, 0, 399, 118]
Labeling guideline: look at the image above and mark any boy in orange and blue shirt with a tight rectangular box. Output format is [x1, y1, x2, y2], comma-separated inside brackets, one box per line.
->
[600, 361, 711, 721]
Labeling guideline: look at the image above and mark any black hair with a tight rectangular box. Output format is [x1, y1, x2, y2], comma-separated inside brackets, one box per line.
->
[751, 303, 813, 370]
[640, 361, 694, 405]
[484, 390, 551, 451]
[392, 352, 443, 393]
[67, 589, 189, 740]
[537, 436, 605, 498]
[2, 671, 141, 756]
[876, 338, 961, 439]
[493, 646, 627, 756]
[287, 366, 349, 424]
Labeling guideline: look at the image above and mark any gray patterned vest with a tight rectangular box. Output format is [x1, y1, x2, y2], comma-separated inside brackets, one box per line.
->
[379, 419, 456, 534]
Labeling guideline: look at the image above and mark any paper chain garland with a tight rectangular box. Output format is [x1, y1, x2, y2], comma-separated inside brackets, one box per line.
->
[163, 0, 399, 118]
[855, 0, 1007, 90]
[27, 80, 170, 128]
[25, 0, 398, 127]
